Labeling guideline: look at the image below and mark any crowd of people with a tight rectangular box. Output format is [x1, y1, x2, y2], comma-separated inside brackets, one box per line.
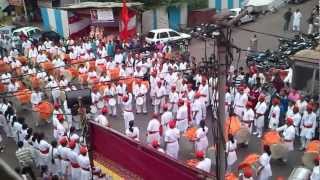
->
[0, 12, 319, 180]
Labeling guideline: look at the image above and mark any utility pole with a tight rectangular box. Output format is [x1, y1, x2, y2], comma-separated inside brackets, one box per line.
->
[215, 31, 228, 180]
[212, 10, 249, 180]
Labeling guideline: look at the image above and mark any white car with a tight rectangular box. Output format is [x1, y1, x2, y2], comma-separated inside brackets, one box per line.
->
[145, 28, 191, 44]
[12, 26, 41, 37]
[229, 8, 256, 25]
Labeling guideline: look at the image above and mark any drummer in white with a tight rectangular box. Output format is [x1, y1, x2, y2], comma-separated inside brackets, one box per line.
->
[276, 117, 295, 162]
[233, 86, 248, 119]
[161, 104, 173, 132]
[122, 95, 134, 130]
[254, 95, 267, 138]
[147, 113, 161, 145]
[164, 120, 180, 159]
[125, 120, 140, 141]
[268, 98, 280, 130]
[94, 107, 109, 127]
[226, 134, 237, 172]
[133, 81, 148, 114]
[299, 104, 317, 150]
[195, 120, 209, 152]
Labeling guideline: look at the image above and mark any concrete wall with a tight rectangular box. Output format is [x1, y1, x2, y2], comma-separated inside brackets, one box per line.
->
[141, 3, 188, 34]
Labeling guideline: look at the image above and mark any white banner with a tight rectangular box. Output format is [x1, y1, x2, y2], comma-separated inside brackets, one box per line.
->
[97, 9, 114, 21]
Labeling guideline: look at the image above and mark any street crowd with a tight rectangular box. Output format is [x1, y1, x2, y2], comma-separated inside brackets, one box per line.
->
[0, 20, 319, 180]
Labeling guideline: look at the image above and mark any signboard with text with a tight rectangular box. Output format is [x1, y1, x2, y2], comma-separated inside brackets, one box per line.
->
[91, 9, 114, 23]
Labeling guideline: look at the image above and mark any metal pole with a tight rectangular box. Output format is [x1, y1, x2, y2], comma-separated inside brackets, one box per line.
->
[22, 0, 28, 22]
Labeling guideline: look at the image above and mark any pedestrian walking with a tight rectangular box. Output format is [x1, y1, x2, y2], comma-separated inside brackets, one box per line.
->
[249, 34, 258, 52]
[307, 14, 314, 35]
[283, 8, 292, 31]
[292, 9, 302, 32]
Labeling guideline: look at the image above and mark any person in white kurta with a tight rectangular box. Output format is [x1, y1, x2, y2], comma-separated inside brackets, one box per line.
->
[161, 104, 173, 132]
[195, 120, 209, 152]
[168, 86, 179, 117]
[276, 118, 295, 161]
[147, 114, 161, 145]
[154, 81, 166, 114]
[78, 147, 91, 180]
[133, 82, 148, 114]
[195, 151, 211, 173]
[30, 89, 43, 126]
[226, 134, 237, 172]
[268, 98, 280, 130]
[192, 93, 204, 125]
[198, 79, 209, 106]
[292, 9, 302, 32]
[68, 140, 80, 180]
[310, 158, 320, 180]
[122, 95, 134, 130]
[125, 120, 140, 141]
[176, 100, 189, 133]
[105, 84, 117, 116]
[291, 106, 301, 135]
[242, 102, 255, 136]
[38, 136, 51, 167]
[164, 120, 180, 159]
[300, 105, 317, 150]
[233, 87, 248, 119]
[254, 96, 267, 137]
[258, 146, 272, 180]
[94, 108, 109, 127]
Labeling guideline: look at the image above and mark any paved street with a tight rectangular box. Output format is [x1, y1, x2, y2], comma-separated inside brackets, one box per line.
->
[0, 0, 318, 179]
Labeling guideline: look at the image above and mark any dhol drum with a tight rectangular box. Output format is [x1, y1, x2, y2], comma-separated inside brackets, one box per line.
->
[97, 101, 104, 109]
[288, 166, 311, 180]
[302, 152, 318, 169]
[136, 96, 144, 106]
[109, 98, 116, 106]
[234, 127, 250, 144]
[239, 154, 262, 177]
[270, 143, 289, 160]
[90, 105, 97, 114]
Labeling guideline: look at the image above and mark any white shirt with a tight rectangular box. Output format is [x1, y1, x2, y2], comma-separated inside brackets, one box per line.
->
[95, 114, 108, 127]
[147, 118, 161, 133]
[161, 111, 173, 128]
[114, 53, 123, 64]
[196, 158, 211, 173]
[125, 127, 140, 141]
[277, 125, 295, 140]
[310, 165, 320, 180]
[31, 91, 42, 105]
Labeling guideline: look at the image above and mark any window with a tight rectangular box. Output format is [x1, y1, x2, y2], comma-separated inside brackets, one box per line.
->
[147, 32, 155, 39]
[159, 32, 168, 39]
[169, 31, 180, 37]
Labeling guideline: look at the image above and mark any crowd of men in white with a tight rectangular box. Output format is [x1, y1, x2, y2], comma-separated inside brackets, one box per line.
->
[0, 35, 319, 180]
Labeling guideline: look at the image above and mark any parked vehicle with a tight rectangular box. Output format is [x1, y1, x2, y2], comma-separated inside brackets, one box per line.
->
[189, 23, 220, 39]
[145, 28, 191, 44]
[229, 8, 256, 25]
[12, 26, 42, 38]
[0, 25, 17, 36]
[32, 31, 62, 44]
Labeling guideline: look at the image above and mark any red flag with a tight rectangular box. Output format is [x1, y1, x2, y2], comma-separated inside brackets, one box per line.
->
[120, 0, 129, 42]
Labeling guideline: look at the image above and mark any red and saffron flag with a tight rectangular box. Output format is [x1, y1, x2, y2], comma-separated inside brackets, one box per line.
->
[120, 0, 129, 41]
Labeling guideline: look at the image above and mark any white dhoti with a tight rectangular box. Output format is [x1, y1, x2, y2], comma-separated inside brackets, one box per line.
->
[176, 119, 188, 133]
[147, 132, 160, 144]
[71, 166, 81, 180]
[195, 137, 209, 152]
[300, 126, 314, 140]
[61, 160, 69, 176]
[166, 141, 179, 159]
[268, 118, 279, 130]
[80, 169, 91, 180]
[73, 115, 81, 130]
[39, 152, 50, 167]
[234, 106, 244, 118]
[284, 140, 294, 151]
[123, 111, 134, 130]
